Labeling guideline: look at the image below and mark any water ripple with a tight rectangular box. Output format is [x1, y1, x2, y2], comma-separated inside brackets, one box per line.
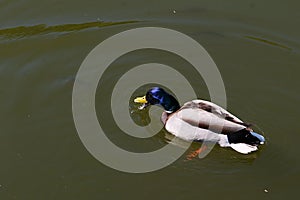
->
[0, 20, 138, 39]
[244, 35, 291, 50]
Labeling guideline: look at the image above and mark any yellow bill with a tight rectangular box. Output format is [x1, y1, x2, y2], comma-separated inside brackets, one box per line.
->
[134, 96, 147, 104]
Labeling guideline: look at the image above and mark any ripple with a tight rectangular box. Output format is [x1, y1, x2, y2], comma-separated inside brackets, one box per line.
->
[244, 35, 291, 50]
[0, 20, 138, 40]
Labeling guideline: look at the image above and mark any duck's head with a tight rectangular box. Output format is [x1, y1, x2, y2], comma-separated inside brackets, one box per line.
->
[134, 87, 180, 113]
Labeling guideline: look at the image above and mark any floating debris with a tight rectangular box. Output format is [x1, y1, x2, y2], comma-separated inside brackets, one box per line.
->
[264, 189, 269, 193]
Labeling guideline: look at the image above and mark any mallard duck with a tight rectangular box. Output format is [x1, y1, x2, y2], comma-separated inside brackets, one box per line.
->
[134, 87, 265, 154]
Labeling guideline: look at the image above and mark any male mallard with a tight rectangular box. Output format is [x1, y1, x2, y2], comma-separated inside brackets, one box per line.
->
[134, 87, 265, 154]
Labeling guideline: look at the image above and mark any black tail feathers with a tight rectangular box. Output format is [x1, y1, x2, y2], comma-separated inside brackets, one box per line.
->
[227, 129, 261, 146]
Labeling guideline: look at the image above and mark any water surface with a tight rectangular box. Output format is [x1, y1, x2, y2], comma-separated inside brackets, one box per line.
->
[1, 0, 300, 199]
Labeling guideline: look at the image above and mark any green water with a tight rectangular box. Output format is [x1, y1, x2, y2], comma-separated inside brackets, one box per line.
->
[1, 0, 300, 199]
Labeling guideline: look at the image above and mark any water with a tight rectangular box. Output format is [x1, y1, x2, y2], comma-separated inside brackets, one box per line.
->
[1, 0, 300, 199]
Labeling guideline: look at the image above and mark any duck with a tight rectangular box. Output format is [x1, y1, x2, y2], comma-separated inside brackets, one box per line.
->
[134, 87, 265, 154]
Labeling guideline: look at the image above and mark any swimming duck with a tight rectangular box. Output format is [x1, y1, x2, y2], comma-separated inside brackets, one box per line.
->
[134, 87, 265, 154]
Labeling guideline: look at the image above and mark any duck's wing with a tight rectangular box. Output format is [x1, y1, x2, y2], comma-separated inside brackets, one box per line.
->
[182, 100, 251, 126]
[178, 100, 248, 134]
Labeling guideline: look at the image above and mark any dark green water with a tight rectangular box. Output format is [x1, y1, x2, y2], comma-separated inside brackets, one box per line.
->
[1, 0, 300, 199]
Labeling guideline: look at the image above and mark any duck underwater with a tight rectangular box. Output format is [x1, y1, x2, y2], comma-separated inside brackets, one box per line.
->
[134, 87, 265, 154]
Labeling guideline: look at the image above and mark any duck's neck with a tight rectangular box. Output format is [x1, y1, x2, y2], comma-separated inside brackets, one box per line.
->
[159, 94, 180, 113]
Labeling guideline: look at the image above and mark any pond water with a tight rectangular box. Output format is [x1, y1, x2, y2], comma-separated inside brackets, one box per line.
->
[1, 0, 300, 199]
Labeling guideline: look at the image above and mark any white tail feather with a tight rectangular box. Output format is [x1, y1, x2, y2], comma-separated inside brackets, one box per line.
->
[230, 143, 258, 154]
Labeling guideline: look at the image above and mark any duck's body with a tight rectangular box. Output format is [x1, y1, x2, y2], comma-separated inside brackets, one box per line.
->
[134, 87, 265, 154]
